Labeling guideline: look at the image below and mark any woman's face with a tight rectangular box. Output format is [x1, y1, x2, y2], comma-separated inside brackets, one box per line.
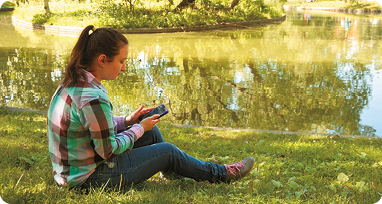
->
[102, 44, 128, 81]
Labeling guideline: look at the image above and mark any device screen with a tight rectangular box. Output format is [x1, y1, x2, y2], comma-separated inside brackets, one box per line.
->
[139, 104, 168, 121]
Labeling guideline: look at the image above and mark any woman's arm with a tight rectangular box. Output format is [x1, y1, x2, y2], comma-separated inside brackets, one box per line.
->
[79, 99, 144, 159]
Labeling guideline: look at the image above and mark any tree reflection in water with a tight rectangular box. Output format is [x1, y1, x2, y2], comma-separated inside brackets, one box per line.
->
[104, 55, 375, 136]
[0, 10, 379, 136]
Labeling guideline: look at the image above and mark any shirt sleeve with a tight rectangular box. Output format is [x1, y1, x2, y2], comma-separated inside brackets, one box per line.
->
[79, 99, 142, 160]
[114, 116, 127, 132]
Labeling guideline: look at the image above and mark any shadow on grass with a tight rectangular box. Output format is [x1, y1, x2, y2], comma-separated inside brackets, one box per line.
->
[1, 109, 382, 203]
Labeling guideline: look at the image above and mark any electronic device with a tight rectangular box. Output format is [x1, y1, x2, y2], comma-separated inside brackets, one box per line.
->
[138, 104, 169, 121]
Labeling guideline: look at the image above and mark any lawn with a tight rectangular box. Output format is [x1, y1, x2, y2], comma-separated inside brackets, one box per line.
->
[12, 0, 283, 29]
[0, 107, 381, 203]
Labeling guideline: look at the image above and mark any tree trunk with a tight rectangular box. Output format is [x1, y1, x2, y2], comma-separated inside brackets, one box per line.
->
[228, 0, 240, 9]
[174, 0, 195, 11]
[44, 0, 50, 15]
[124, 0, 134, 14]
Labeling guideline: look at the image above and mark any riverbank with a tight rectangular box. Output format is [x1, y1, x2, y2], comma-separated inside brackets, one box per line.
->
[11, 15, 287, 36]
[10, 0, 382, 36]
[283, 0, 382, 13]
[0, 107, 381, 203]
[11, 0, 284, 35]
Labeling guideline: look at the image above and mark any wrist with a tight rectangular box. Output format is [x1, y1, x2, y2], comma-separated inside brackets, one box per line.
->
[125, 115, 132, 127]
[138, 123, 145, 132]
[124, 115, 130, 127]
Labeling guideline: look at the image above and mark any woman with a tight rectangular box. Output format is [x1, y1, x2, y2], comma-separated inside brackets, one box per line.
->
[47, 25, 254, 189]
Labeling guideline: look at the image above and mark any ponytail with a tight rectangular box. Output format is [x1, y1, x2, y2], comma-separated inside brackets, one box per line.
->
[62, 25, 128, 87]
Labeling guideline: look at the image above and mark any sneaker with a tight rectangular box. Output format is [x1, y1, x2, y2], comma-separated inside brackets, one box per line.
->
[224, 157, 255, 182]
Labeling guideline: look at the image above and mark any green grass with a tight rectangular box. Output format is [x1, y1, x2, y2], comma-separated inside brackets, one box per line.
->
[12, 0, 284, 29]
[1, 107, 382, 203]
[286, 0, 382, 9]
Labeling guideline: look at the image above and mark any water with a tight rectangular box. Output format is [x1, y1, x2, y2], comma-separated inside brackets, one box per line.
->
[1, 10, 381, 137]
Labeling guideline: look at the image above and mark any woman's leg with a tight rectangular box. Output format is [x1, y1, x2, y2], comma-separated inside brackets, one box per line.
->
[132, 125, 181, 178]
[82, 142, 226, 189]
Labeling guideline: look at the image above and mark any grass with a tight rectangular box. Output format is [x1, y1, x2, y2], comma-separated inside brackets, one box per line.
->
[12, 0, 284, 29]
[12, 1, 99, 27]
[0, 107, 382, 203]
[285, 0, 382, 9]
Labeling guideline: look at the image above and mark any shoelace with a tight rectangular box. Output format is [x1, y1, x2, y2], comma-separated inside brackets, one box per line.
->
[225, 161, 244, 176]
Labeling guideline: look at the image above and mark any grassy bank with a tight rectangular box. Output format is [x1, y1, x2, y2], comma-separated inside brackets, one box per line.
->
[285, 0, 382, 9]
[0, 107, 381, 203]
[12, 0, 283, 29]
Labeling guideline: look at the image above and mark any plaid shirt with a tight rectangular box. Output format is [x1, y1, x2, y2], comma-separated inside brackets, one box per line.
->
[47, 70, 144, 187]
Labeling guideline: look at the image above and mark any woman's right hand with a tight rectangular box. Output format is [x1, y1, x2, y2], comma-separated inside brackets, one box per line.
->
[140, 114, 160, 132]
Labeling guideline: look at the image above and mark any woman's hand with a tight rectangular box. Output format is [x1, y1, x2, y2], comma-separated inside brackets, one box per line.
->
[125, 105, 155, 126]
[140, 114, 160, 132]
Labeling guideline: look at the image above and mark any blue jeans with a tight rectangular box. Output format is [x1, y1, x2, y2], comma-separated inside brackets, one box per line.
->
[81, 125, 227, 189]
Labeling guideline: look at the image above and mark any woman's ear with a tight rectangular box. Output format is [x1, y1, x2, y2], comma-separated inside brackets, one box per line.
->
[97, 54, 107, 67]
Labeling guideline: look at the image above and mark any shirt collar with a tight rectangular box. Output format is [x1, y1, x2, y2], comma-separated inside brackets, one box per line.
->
[83, 69, 109, 95]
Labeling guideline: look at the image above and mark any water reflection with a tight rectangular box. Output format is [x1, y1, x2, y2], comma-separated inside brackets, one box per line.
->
[1, 10, 381, 136]
[0, 48, 63, 110]
[124, 56, 374, 136]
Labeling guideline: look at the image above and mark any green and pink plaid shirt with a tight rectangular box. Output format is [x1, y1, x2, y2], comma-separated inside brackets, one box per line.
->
[47, 70, 144, 187]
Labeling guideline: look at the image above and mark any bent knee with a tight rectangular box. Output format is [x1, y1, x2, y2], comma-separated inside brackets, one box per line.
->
[161, 142, 177, 149]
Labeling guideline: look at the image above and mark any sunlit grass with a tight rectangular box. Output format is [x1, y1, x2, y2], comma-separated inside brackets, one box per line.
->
[12, 0, 284, 29]
[1, 107, 381, 203]
[13, 1, 99, 27]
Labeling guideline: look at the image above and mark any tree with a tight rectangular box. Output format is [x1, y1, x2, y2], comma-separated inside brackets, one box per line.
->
[174, 0, 195, 11]
[124, 0, 134, 13]
[228, 0, 240, 9]
[44, 0, 50, 15]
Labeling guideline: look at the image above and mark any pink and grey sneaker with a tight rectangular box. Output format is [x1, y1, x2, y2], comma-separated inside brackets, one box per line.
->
[224, 157, 255, 182]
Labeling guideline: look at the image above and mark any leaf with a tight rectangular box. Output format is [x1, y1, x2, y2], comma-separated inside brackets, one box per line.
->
[356, 181, 366, 192]
[289, 181, 299, 189]
[372, 161, 382, 168]
[18, 156, 34, 165]
[359, 152, 367, 157]
[288, 177, 296, 183]
[271, 180, 282, 188]
[305, 166, 316, 173]
[329, 185, 337, 193]
[295, 191, 302, 197]
[337, 173, 349, 183]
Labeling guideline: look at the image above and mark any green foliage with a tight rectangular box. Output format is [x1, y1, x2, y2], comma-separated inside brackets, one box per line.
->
[13, 0, 284, 28]
[32, 13, 51, 25]
[1, 107, 381, 203]
[1, 1, 15, 8]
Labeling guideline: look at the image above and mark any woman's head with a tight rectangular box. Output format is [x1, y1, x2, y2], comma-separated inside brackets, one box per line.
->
[63, 25, 128, 87]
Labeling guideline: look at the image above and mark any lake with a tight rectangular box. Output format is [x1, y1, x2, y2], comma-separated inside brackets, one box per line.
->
[0, 10, 381, 137]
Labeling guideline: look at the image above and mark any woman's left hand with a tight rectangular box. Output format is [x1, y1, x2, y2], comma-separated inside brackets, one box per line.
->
[125, 105, 155, 126]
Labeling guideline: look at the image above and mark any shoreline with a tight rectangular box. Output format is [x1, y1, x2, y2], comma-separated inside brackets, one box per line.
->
[11, 15, 286, 37]
[3, 106, 380, 139]
[283, 4, 382, 14]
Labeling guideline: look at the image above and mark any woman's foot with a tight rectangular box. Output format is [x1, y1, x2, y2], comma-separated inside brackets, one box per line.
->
[224, 157, 255, 182]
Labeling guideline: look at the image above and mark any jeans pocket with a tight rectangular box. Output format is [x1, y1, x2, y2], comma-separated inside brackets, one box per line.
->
[98, 158, 121, 176]
[85, 158, 121, 188]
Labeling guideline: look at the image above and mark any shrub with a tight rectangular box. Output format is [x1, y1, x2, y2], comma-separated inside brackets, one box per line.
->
[31, 13, 51, 25]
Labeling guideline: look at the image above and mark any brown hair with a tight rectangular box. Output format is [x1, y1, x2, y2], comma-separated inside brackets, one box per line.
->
[62, 25, 128, 87]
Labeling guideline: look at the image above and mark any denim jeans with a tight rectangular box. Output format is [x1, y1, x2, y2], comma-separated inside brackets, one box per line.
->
[81, 125, 227, 189]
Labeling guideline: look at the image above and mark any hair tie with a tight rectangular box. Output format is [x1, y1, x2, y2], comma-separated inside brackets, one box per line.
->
[89, 27, 97, 35]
